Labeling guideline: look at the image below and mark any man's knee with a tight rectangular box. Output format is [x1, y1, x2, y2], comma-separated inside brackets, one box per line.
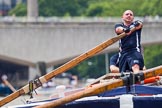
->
[132, 64, 139, 68]
[132, 64, 140, 72]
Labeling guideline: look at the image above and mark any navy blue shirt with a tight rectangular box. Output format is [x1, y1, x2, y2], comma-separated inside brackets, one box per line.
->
[115, 22, 142, 53]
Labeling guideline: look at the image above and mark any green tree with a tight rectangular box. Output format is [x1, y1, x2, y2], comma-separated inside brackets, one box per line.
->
[69, 54, 106, 79]
[144, 44, 162, 69]
[39, 0, 89, 16]
[8, 3, 27, 16]
[9, 0, 162, 17]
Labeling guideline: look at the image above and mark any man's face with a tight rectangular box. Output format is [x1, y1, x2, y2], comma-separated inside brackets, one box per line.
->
[122, 10, 134, 23]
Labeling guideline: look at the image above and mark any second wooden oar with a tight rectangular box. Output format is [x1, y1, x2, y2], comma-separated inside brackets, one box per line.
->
[35, 79, 123, 108]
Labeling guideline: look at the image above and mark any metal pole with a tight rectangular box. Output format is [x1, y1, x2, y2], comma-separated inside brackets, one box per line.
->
[105, 53, 109, 73]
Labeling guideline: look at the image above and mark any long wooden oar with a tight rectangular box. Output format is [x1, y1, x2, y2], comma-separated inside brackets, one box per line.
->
[35, 79, 123, 108]
[35, 65, 162, 108]
[1, 75, 16, 92]
[0, 27, 136, 107]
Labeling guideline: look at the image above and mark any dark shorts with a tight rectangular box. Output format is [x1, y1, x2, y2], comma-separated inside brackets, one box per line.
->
[119, 51, 144, 72]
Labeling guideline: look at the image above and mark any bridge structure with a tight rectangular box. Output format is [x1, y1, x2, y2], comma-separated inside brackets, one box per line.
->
[0, 19, 162, 86]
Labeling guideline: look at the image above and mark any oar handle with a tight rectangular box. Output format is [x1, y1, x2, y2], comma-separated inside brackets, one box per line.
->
[0, 89, 24, 106]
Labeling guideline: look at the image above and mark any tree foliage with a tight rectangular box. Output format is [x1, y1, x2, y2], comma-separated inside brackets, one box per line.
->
[144, 44, 162, 69]
[9, 0, 162, 17]
[8, 3, 27, 16]
[67, 54, 106, 79]
[38, 0, 86, 16]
